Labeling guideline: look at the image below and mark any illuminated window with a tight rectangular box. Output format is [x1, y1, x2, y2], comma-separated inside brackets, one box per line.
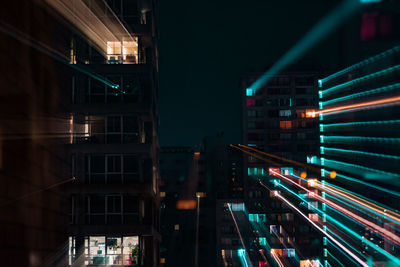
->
[249, 213, 266, 222]
[279, 110, 291, 117]
[246, 88, 254, 96]
[308, 213, 319, 222]
[279, 121, 292, 129]
[107, 38, 139, 64]
[231, 203, 245, 211]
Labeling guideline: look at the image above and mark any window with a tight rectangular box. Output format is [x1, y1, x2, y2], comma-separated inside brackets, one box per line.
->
[279, 110, 291, 117]
[86, 154, 140, 184]
[249, 214, 266, 223]
[246, 88, 254, 96]
[107, 156, 122, 183]
[247, 110, 256, 117]
[246, 98, 255, 107]
[280, 121, 292, 129]
[69, 236, 139, 265]
[124, 195, 139, 223]
[280, 133, 291, 140]
[107, 38, 139, 64]
[361, 12, 394, 42]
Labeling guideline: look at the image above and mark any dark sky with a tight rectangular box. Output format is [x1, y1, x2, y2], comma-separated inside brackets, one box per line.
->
[158, 0, 341, 146]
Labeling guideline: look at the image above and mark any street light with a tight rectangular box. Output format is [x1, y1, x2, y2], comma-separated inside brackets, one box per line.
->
[194, 192, 205, 267]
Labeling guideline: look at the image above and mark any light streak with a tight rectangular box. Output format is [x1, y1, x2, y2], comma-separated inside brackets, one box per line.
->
[325, 192, 400, 231]
[319, 65, 400, 98]
[230, 144, 282, 167]
[272, 192, 368, 267]
[322, 170, 400, 198]
[319, 135, 400, 144]
[273, 182, 400, 265]
[270, 250, 284, 267]
[0, 23, 121, 90]
[248, 0, 360, 92]
[313, 180, 400, 224]
[227, 204, 253, 267]
[319, 158, 400, 179]
[320, 146, 400, 160]
[238, 144, 320, 173]
[319, 45, 400, 86]
[320, 83, 400, 107]
[320, 120, 400, 132]
[327, 251, 345, 267]
[318, 95, 400, 115]
[276, 180, 400, 246]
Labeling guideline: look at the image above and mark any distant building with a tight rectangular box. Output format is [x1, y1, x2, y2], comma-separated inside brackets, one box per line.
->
[241, 72, 322, 265]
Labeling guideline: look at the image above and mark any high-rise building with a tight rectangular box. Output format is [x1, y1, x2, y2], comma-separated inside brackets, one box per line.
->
[58, 1, 161, 266]
[240, 72, 322, 265]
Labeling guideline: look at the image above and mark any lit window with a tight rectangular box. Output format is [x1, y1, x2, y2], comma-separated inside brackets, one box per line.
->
[279, 121, 292, 129]
[308, 213, 319, 222]
[246, 88, 254, 96]
[279, 110, 291, 117]
[107, 38, 139, 64]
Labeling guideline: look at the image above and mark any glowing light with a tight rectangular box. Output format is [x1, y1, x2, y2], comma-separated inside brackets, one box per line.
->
[308, 179, 317, 187]
[69, 115, 74, 144]
[300, 172, 307, 179]
[275, 182, 400, 265]
[237, 145, 320, 173]
[176, 199, 197, 210]
[319, 135, 400, 144]
[320, 147, 400, 160]
[319, 45, 399, 85]
[246, 88, 254, 96]
[318, 95, 400, 115]
[247, 0, 360, 93]
[321, 83, 400, 107]
[319, 65, 400, 98]
[273, 193, 368, 267]
[323, 170, 400, 198]
[227, 204, 253, 267]
[329, 171, 336, 179]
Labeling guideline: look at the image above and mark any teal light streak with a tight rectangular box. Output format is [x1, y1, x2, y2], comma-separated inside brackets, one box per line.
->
[319, 45, 399, 85]
[321, 158, 400, 178]
[319, 135, 400, 144]
[360, 0, 381, 3]
[321, 83, 400, 107]
[248, 0, 360, 92]
[321, 146, 400, 160]
[0, 24, 121, 92]
[326, 237, 364, 267]
[320, 120, 400, 132]
[319, 65, 400, 99]
[326, 228, 366, 261]
[327, 251, 346, 267]
[325, 192, 400, 229]
[324, 170, 400, 199]
[277, 183, 400, 265]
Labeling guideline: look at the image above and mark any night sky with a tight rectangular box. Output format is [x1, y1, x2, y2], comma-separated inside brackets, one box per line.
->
[158, 0, 342, 146]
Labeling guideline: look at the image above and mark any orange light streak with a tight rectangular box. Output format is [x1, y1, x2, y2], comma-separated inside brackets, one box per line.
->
[314, 181, 400, 224]
[319, 95, 400, 115]
[270, 171, 400, 246]
[238, 144, 320, 173]
[230, 145, 282, 167]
